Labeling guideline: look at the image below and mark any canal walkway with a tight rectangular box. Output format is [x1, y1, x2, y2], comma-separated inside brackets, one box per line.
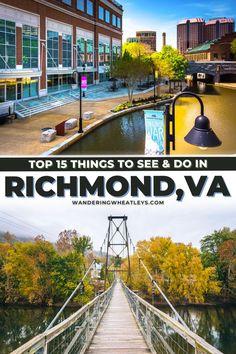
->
[86, 282, 151, 354]
[0, 86, 169, 156]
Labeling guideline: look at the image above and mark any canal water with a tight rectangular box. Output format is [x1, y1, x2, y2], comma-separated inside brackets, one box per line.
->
[0, 304, 235, 353]
[61, 84, 236, 155]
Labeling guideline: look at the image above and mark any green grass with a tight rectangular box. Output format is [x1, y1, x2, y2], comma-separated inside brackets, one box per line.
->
[111, 94, 174, 113]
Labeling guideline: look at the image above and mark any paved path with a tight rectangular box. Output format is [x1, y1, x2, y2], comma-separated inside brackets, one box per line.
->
[86, 282, 151, 354]
[0, 86, 171, 156]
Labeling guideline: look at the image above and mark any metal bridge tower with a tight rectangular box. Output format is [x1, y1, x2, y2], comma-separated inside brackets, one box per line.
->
[104, 216, 131, 289]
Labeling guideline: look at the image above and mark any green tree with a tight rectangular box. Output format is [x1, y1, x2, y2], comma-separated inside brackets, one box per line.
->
[112, 51, 150, 103]
[231, 38, 236, 55]
[160, 45, 187, 81]
[149, 53, 172, 95]
[72, 235, 93, 256]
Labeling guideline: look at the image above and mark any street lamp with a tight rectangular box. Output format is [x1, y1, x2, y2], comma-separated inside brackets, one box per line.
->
[165, 91, 221, 155]
[78, 63, 86, 134]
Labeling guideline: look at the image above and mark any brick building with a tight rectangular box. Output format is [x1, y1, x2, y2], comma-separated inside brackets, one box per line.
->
[0, 0, 123, 103]
[177, 17, 235, 55]
[136, 31, 156, 52]
[185, 32, 236, 62]
[177, 18, 205, 54]
[205, 18, 234, 41]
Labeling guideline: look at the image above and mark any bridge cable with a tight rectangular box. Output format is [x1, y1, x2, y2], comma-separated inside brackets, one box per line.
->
[128, 234, 189, 329]
[46, 259, 96, 331]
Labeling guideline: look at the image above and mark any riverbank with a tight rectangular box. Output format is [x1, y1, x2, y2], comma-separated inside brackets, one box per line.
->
[0, 85, 172, 156]
[215, 82, 236, 90]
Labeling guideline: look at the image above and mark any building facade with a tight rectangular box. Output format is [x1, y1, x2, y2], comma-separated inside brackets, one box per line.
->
[185, 32, 236, 62]
[205, 18, 234, 41]
[177, 17, 235, 55]
[136, 31, 156, 52]
[126, 37, 139, 43]
[177, 18, 205, 54]
[0, 0, 123, 103]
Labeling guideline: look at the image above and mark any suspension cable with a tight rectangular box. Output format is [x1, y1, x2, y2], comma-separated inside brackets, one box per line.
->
[46, 259, 96, 330]
[128, 236, 189, 329]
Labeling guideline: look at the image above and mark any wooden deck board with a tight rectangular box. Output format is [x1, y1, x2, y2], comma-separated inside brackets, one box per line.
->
[86, 282, 151, 354]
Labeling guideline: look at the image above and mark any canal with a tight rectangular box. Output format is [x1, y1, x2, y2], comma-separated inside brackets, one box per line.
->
[0, 304, 235, 353]
[61, 84, 236, 155]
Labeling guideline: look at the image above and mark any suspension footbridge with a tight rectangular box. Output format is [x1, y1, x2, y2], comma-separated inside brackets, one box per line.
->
[11, 216, 222, 354]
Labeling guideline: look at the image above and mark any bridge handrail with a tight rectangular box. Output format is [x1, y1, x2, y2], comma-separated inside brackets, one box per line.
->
[11, 282, 115, 354]
[122, 282, 223, 354]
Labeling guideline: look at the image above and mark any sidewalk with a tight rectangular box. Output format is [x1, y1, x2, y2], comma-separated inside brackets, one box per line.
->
[0, 85, 170, 156]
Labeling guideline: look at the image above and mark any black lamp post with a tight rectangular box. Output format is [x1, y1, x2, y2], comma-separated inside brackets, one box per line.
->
[165, 91, 222, 155]
[78, 63, 86, 134]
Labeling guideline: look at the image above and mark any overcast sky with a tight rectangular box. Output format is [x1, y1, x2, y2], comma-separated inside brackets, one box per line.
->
[119, 0, 236, 50]
[0, 170, 235, 251]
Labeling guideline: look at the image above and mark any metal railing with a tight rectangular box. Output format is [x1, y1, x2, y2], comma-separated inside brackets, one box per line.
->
[11, 282, 115, 354]
[122, 282, 222, 354]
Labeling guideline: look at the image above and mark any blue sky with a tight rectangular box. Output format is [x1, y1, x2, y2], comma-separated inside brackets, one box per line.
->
[119, 0, 236, 50]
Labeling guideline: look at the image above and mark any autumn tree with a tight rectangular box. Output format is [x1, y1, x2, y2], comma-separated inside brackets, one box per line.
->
[123, 42, 152, 58]
[2, 231, 16, 244]
[124, 237, 220, 304]
[201, 228, 236, 299]
[4, 240, 56, 304]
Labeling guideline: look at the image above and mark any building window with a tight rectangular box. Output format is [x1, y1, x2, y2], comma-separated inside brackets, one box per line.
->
[62, 33, 72, 67]
[99, 43, 104, 66]
[105, 43, 110, 64]
[47, 31, 59, 68]
[112, 14, 117, 27]
[99, 40, 110, 66]
[22, 77, 38, 98]
[117, 17, 121, 29]
[87, 0, 93, 16]
[86, 38, 94, 66]
[62, 0, 72, 5]
[77, 37, 85, 66]
[112, 44, 121, 61]
[77, 36, 94, 67]
[22, 25, 38, 69]
[0, 19, 16, 69]
[77, 0, 84, 11]
[105, 10, 110, 23]
[99, 6, 104, 21]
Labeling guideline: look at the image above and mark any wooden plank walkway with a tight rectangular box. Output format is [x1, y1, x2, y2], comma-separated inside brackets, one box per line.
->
[86, 281, 151, 354]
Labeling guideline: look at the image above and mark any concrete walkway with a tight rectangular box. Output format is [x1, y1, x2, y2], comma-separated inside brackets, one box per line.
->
[0, 86, 170, 156]
[86, 282, 151, 354]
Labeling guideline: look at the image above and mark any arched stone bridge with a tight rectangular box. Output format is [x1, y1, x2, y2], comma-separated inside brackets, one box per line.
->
[187, 61, 236, 83]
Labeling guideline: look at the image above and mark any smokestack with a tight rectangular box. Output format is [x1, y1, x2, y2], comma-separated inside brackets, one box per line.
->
[162, 32, 166, 48]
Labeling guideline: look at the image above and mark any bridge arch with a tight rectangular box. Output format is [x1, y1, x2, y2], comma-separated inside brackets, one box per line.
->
[220, 73, 236, 83]
[191, 72, 215, 84]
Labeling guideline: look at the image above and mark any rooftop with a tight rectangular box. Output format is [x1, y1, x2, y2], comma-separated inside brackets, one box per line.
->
[186, 40, 218, 53]
[110, 0, 123, 10]
[206, 18, 234, 25]
[178, 18, 204, 25]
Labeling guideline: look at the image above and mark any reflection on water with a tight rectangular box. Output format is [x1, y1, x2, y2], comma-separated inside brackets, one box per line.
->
[62, 84, 236, 155]
[0, 304, 235, 353]
[0, 306, 75, 354]
[162, 304, 236, 354]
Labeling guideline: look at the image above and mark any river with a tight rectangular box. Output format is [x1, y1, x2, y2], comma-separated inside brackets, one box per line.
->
[0, 304, 235, 353]
[61, 83, 236, 155]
